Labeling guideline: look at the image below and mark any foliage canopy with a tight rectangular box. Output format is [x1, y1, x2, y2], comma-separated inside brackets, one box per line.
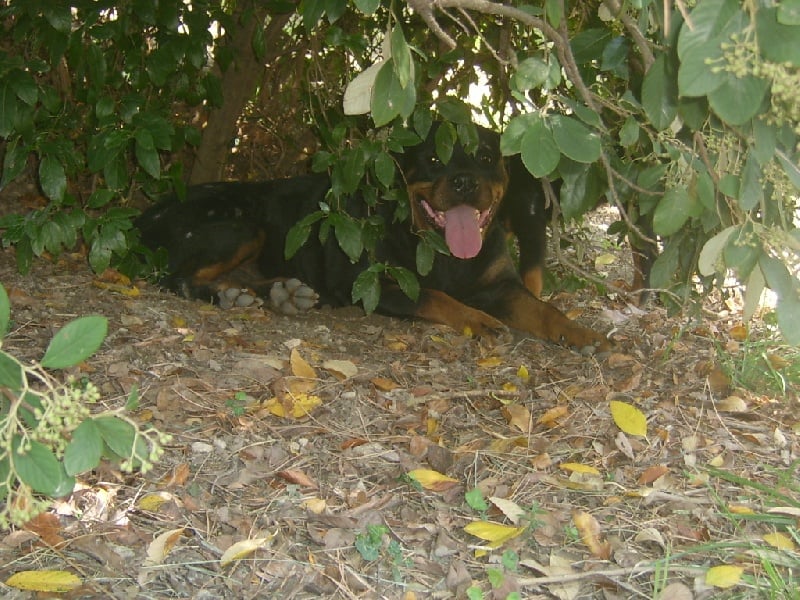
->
[0, 0, 798, 341]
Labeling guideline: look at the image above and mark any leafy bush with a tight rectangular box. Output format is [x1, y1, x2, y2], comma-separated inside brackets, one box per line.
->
[0, 284, 169, 528]
[0, 0, 224, 273]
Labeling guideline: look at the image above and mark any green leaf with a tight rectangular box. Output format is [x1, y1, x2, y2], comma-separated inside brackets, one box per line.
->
[13, 437, 66, 496]
[2, 139, 28, 187]
[352, 267, 381, 314]
[0, 284, 9, 339]
[388, 266, 419, 302]
[521, 119, 559, 178]
[135, 129, 161, 179]
[94, 415, 137, 459]
[757, 7, 800, 64]
[619, 117, 640, 147]
[331, 213, 363, 263]
[738, 151, 763, 211]
[560, 161, 605, 221]
[285, 211, 324, 259]
[373, 151, 395, 188]
[513, 57, 550, 92]
[416, 238, 435, 276]
[64, 419, 105, 476]
[0, 351, 24, 390]
[777, 295, 800, 345]
[39, 156, 67, 202]
[778, 0, 800, 25]
[390, 26, 413, 89]
[677, 40, 726, 97]
[653, 188, 694, 236]
[707, 73, 769, 126]
[642, 54, 678, 130]
[41, 316, 108, 369]
[435, 98, 472, 124]
[371, 59, 415, 127]
[549, 115, 601, 164]
[676, 0, 744, 61]
[0, 82, 19, 138]
[434, 122, 456, 164]
[353, 0, 380, 15]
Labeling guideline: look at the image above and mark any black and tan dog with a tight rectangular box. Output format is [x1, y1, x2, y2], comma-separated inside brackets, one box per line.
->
[136, 124, 610, 351]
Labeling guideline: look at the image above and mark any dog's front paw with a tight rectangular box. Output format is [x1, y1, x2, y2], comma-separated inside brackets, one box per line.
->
[217, 287, 263, 309]
[269, 279, 319, 315]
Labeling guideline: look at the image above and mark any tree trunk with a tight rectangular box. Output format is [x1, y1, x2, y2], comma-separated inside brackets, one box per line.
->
[189, 12, 291, 184]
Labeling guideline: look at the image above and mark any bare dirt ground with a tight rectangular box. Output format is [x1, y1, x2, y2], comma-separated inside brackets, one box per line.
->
[0, 215, 797, 599]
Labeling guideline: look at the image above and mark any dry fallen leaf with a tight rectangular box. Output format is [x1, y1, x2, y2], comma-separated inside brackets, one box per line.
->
[488, 496, 526, 525]
[638, 465, 668, 485]
[610, 400, 648, 437]
[6, 570, 82, 593]
[220, 536, 274, 567]
[537, 405, 569, 427]
[408, 469, 459, 492]
[502, 404, 531, 433]
[705, 564, 743, 589]
[277, 469, 317, 488]
[763, 531, 795, 551]
[263, 393, 322, 418]
[572, 510, 611, 559]
[290, 348, 317, 378]
[463, 520, 526, 549]
[323, 359, 357, 379]
[560, 462, 601, 476]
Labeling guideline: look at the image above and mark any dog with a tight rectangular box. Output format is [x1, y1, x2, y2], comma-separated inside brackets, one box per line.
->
[135, 123, 611, 351]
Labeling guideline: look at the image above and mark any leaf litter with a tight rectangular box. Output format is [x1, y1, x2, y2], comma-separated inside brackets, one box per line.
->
[0, 235, 798, 599]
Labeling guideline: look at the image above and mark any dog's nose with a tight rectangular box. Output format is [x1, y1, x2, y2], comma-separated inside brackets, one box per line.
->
[451, 173, 477, 194]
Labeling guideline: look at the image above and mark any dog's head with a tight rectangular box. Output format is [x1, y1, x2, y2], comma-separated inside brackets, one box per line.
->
[399, 123, 508, 259]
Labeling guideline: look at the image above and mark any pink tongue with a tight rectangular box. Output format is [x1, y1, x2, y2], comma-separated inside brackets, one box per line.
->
[444, 205, 482, 259]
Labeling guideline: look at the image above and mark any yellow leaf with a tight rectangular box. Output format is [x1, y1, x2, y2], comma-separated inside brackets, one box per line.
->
[705, 564, 743, 589]
[609, 400, 648, 437]
[290, 348, 317, 379]
[220, 536, 273, 567]
[477, 356, 503, 368]
[6, 570, 82, 592]
[516, 364, 529, 382]
[407, 469, 459, 491]
[560, 463, 601, 476]
[728, 504, 754, 514]
[263, 393, 322, 418]
[463, 520, 526, 549]
[302, 497, 328, 514]
[763, 532, 796, 551]
[537, 405, 569, 426]
[136, 491, 175, 512]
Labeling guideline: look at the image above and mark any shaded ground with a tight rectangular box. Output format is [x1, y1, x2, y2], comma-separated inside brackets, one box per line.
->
[0, 221, 798, 599]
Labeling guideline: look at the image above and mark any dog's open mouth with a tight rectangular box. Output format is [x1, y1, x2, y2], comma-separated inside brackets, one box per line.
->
[420, 200, 494, 259]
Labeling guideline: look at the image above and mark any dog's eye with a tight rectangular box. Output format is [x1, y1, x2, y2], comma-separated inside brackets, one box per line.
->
[477, 150, 495, 165]
[428, 155, 442, 167]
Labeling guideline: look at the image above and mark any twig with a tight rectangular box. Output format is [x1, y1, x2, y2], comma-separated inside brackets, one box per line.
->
[517, 563, 705, 587]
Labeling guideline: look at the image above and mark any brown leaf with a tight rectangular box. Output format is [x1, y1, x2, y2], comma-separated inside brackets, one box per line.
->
[537, 405, 569, 427]
[502, 404, 531, 433]
[572, 510, 611, 559]
[290, 348, 317, 379]
[638, 464, 668, 485]
[160, 462, 191, 487]
[23, 512, 64, 547]
[277, 469, 318, 488]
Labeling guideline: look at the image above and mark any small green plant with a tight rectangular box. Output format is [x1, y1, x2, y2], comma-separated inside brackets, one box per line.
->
[225, 391, 250, 417]
[716, 330, 800, 397]
[354, 523, 410, 583]
[0, 283, 169, 528]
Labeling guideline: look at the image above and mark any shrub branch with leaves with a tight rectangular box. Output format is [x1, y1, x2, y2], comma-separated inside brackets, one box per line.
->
[0, 284, 169, 528]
